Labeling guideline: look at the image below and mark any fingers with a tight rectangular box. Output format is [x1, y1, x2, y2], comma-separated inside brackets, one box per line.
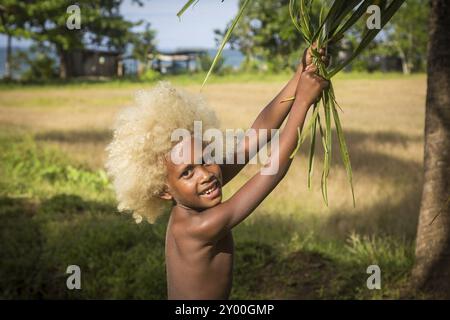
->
[321, 55, 330, 67]
[303, 65, 329, 89]
[311, 72, 329, 87]
[297, 64, 329, 106]
[304, 64, 318, 73]
[312, 73, 329, 89]
[307, 45, 330, 66]
[319, 78, 330, 89]
[306, 46, 313, 59]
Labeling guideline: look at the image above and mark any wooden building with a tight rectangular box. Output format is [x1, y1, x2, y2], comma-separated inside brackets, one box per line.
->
[65, 49, 122, 78]
[63, 48, 207, 78]
[152, 49, 206, 74]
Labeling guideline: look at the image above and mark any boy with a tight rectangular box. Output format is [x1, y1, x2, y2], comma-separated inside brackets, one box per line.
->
[106, 47, 328, 299]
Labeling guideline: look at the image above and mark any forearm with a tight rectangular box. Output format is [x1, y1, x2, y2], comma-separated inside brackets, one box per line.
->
[197, 99, 312, 241]
[223, 67, 303, 180]
[225, 99, 311, 229]
[251, 66, 302, 131]
[236, 66, 302, 163]
[274, 98, 310, 177]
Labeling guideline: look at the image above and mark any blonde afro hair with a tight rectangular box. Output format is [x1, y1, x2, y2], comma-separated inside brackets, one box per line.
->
[105, 81, 219, 223]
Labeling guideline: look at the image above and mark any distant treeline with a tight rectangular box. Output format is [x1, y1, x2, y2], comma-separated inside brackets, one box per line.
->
[0, 0, 427, 81]
[214, 0, 427, 74]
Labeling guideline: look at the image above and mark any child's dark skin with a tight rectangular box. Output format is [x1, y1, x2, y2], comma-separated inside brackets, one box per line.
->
[160, 46, 329, 300]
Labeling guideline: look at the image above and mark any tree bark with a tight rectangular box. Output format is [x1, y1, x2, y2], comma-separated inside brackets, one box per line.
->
[396, 43, 411, 75]
[58, 49, 68, 80]
[412, 0, 450, 298]
[4, 33, 12, 80]
[400, 55, 411, 75]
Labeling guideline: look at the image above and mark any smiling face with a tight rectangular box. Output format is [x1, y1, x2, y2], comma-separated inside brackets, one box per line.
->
[162, 137, 223, 211]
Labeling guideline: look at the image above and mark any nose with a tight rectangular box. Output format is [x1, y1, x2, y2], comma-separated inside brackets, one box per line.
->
[198, 165, 215, 184]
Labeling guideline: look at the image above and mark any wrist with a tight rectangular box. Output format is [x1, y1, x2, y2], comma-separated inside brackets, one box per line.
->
[295, 64, 304, 76]
[293, 96, 311, 111]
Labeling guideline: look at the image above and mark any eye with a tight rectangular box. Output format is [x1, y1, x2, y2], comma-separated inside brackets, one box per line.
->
[181, 167, 194, 178]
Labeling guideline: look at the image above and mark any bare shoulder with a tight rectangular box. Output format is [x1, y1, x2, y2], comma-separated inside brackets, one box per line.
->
[170, 204, 226, 244]
[169, 206, 203, 238]
[168, 206, 188, 235]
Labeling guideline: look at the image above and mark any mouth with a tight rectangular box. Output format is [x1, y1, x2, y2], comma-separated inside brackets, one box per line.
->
[199, 180, 221, 199]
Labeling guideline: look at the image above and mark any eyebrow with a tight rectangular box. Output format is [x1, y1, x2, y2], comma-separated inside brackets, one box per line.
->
[177, 164, 193, 175]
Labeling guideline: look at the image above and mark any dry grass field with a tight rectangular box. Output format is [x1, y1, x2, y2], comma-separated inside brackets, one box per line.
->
[0, 74, 427, 299]
[0, 76, 426, 234]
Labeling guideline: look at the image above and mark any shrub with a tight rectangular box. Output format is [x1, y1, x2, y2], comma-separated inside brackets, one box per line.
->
[140, 69, 161, 82]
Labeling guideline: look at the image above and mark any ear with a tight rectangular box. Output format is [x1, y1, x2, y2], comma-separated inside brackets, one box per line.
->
[159, 191, 172, 201]
[158, 186, 173, 201]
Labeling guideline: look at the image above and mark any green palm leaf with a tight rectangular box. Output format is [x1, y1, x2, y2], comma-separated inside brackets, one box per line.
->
[331, 98, 356, 207]
[176, 0, 406, 207]
[201, 0, 251, 87]
[328, 0, 406, 77]
[176, 0, 199, 18]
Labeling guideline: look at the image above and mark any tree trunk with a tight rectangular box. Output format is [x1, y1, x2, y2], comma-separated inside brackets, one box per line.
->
[397, 44, 411, 75]
[137, 61, 145, 77]
[401, 56, 411, 75]
[412, 0, 450, 298]
[4, 33, 12, 80]
[59, 49, 68, 80]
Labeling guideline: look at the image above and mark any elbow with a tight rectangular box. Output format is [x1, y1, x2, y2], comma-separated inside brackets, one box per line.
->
[260, 151, 291, 178]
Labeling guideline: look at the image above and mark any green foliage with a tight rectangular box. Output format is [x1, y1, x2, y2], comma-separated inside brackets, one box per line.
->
[176, 0, 197, 18]
[12, 44, 59, 81]
[35, 209, 167, 299]
[384, 0, 429, 73]
[139, 68, 161, 82]
[189, 0, 428, 74]
[0, 133, 169, 299]
[286, 0, 407, 206]
[0, 128, 418, 299]
[0, 0, 32, 39]
[132, 22, 157, 69]
[346, 233, 414, 271]
[198, 53, 225, 74]
[231, 0, 309, 72]
[0, 194, 169, 299]
[202, 0, 251, 86]
[0, 0, 146, 78]
[0, 197, 43, 298]
[0, 135, 110, 199]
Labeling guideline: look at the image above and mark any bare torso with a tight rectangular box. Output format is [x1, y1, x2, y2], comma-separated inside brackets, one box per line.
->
[165, 208, 234, 299]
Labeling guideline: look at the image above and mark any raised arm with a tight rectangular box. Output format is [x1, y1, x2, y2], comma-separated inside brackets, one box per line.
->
[219, 70, 300, 186]
[190, 65, 329, 243]
[220, 46, 328, 186]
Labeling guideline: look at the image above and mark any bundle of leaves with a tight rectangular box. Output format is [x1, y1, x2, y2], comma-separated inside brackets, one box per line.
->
[177, 0, 406, 206]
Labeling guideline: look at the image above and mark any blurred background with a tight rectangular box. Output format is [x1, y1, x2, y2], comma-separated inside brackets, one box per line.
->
[0, 0, 429, 299]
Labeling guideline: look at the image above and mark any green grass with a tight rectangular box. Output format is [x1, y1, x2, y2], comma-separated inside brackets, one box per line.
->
[0, 71, 425, 91]
[0, 130, 416, 299]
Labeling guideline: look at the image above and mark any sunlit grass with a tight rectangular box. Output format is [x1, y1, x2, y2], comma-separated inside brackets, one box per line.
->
[0, 71, 425, 91]
[0, 76, 426, 298]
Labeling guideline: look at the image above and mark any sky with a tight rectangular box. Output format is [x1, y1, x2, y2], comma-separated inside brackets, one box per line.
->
[123, 0, 239, 50]
[0, 0, 239, 50]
